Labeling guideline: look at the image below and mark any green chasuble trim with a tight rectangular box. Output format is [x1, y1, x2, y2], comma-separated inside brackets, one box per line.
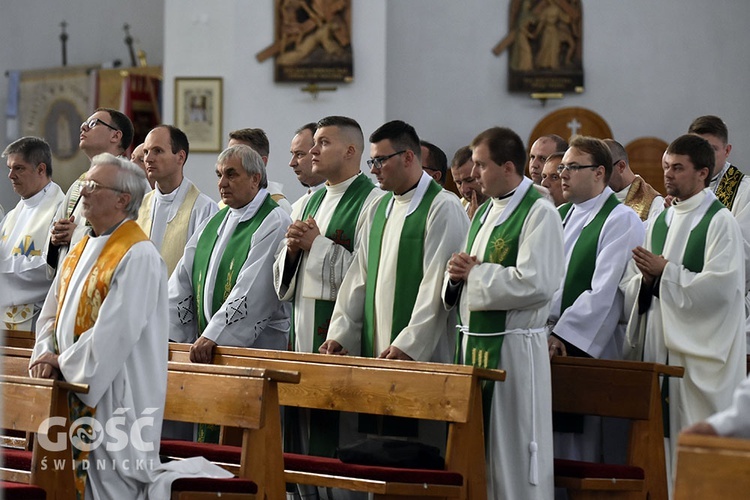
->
[192, 195, 279, 333]
[294, 174, 375, 353]
[560, 194, 620, 315]
[651, 199, 724, 273]
[459, 185, 541, 432]
[716, 165, 744, 211]
[362, 180, 442, 358]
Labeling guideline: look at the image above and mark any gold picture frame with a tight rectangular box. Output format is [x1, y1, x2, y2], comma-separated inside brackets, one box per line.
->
[174, 77, 223, 152]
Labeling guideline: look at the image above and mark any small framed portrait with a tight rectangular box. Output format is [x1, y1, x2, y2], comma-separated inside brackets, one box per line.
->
[174, 77, 223, 152]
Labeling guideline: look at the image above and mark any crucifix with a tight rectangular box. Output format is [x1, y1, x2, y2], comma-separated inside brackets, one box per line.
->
[123, 23, 137, 67]
[59, 21, 68, 67]
[567, 117, 582, 138]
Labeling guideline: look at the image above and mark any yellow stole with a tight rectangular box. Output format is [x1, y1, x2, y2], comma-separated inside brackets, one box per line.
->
[54, 220, 148, 499]
[137, 183, 200, 276]
[624, 176, 661, 221]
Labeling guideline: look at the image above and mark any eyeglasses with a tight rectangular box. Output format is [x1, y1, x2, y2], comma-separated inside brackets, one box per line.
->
[367, 150, 406, 170]
[557, 164, 600, 174]
[79, 179, 124, 194]
[80, 118, 119, 133]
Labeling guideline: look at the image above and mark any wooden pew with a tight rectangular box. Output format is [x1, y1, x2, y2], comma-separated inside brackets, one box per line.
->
[1, 329, 36, 349]
[166, 361, 298, 500]
[550, 356, 684, 500]
[167, 343, 506, 500]
[674, 433, 750, 500]
[1, 374, 89, 500]
[0, 347, 36, 449]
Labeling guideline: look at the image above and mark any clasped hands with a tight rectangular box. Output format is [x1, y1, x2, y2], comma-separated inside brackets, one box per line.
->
[286, 216, 321, 257]
[447, 252, 479, 282]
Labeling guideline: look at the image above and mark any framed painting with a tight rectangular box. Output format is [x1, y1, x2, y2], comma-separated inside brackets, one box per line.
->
[174, 77, 223, 152]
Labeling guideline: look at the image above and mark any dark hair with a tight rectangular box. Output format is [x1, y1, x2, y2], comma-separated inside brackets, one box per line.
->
[2, 136, 53, 177]
[569, 136, 613, 183]
[420, 140, 448, 181]
[369, 120, 421, 161]
[229, 128, 269, 157]
[316, 116, 364, 152]
[667, 134, 714, 187]
[688, 115, 729, 144]
[154, 124, 190, 162]
[295, 122, 317, 136]
[541, 134, 569, 154]
[451, 145, 472, 169]
[603, 138, 628, 165]
[470, 127, 527, 176]
[96, 107, 134, 153]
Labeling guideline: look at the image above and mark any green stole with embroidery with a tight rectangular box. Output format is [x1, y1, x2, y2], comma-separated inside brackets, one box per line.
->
[716, 165, 744, 211]
[558, 194, 620, 315]
[650, 197, 724, 438]
[192, 196, 278, 333]
[294, 175, 374, 457]
[295, 174, 375, 353]
[191, 195, 277, 443]
[362, 180, 442, 357]
[459, 185, 541, 430]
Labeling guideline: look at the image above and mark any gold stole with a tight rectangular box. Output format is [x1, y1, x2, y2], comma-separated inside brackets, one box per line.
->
[137, 183, 200, 276]
[624, 176, 661, 221]
[55, 220, 148, 499]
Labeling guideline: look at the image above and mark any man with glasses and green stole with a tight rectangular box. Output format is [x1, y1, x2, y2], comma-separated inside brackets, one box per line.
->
[547, 136, 644, 462]
[622, 134, 745, 479]
[168, 145, 291, 442]
[48, 108, 134, 268]
[443, 127, 564, 499]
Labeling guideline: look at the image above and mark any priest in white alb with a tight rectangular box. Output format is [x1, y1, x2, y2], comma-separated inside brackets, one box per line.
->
[621, 134, 746, 474]
[1, 136, 63, 332]
[443, 127, 564, 500]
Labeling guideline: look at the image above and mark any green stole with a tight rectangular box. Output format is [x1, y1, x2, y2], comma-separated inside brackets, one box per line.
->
[192, 195, 278, 333]
[459, 184, 541, 431]
[294, 174, 375, 353]
[362, 179, 443, 357]
[294, 175, 374, 457]
[191, 195, 277, 444]
[649, 197, 724, 438]
[558, 194, 620, 315]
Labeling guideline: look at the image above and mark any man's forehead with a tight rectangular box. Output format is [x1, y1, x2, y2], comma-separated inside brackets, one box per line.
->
[562, 147, 590, 162]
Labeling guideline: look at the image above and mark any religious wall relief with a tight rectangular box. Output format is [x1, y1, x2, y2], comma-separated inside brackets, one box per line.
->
[494, 0, 583, 93]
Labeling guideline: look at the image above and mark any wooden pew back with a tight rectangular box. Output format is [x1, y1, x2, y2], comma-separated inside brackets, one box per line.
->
[169, 343, 505, 500]
[674, 433, 750, 500]
[550, 356, 684, 500]
[1, 374, 88, 500]
[1, 329, 36, 349]
[165, 361, 298, 500]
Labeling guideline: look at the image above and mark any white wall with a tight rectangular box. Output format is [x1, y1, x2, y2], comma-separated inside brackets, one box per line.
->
[2, 0, 750, 210]
[0, 0, 164, 210]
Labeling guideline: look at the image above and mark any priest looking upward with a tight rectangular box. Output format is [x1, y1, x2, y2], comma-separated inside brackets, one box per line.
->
[621, 133, 746, 473]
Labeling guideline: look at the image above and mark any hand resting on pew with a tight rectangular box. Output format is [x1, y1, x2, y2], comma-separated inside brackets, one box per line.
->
[318, 339, 348, 355]
[682, 421, 718, 436]
[28, 352, 60, 379]
[190, 336, 218, 363]
[378, 345, 413, 360]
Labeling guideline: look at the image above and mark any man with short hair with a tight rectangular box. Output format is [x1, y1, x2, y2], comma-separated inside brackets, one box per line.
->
[622, 134, 746, 470]
[1, 137, 64, 331]
[320, 120, 468, 363]
[48, 108, 134, 267]
[688, 115, 750, 352]
[529, 134, 568, 185]
[451, 145, 488, 218]
[548, 135, 645, 462]
[30, 153, 167, 499]
[137, 125, 217, 276]
[288, 122, 326, 213]
[228, 127, 293, 213]
[169, 144, 291, 363]
[130, 142, 153, 188]
[420, 140, 448, 186]
[605, 138, 664, 222]
[541, 152, 566, 206]
[275, 116, 380, 355]
[443, 127, 563, 499]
